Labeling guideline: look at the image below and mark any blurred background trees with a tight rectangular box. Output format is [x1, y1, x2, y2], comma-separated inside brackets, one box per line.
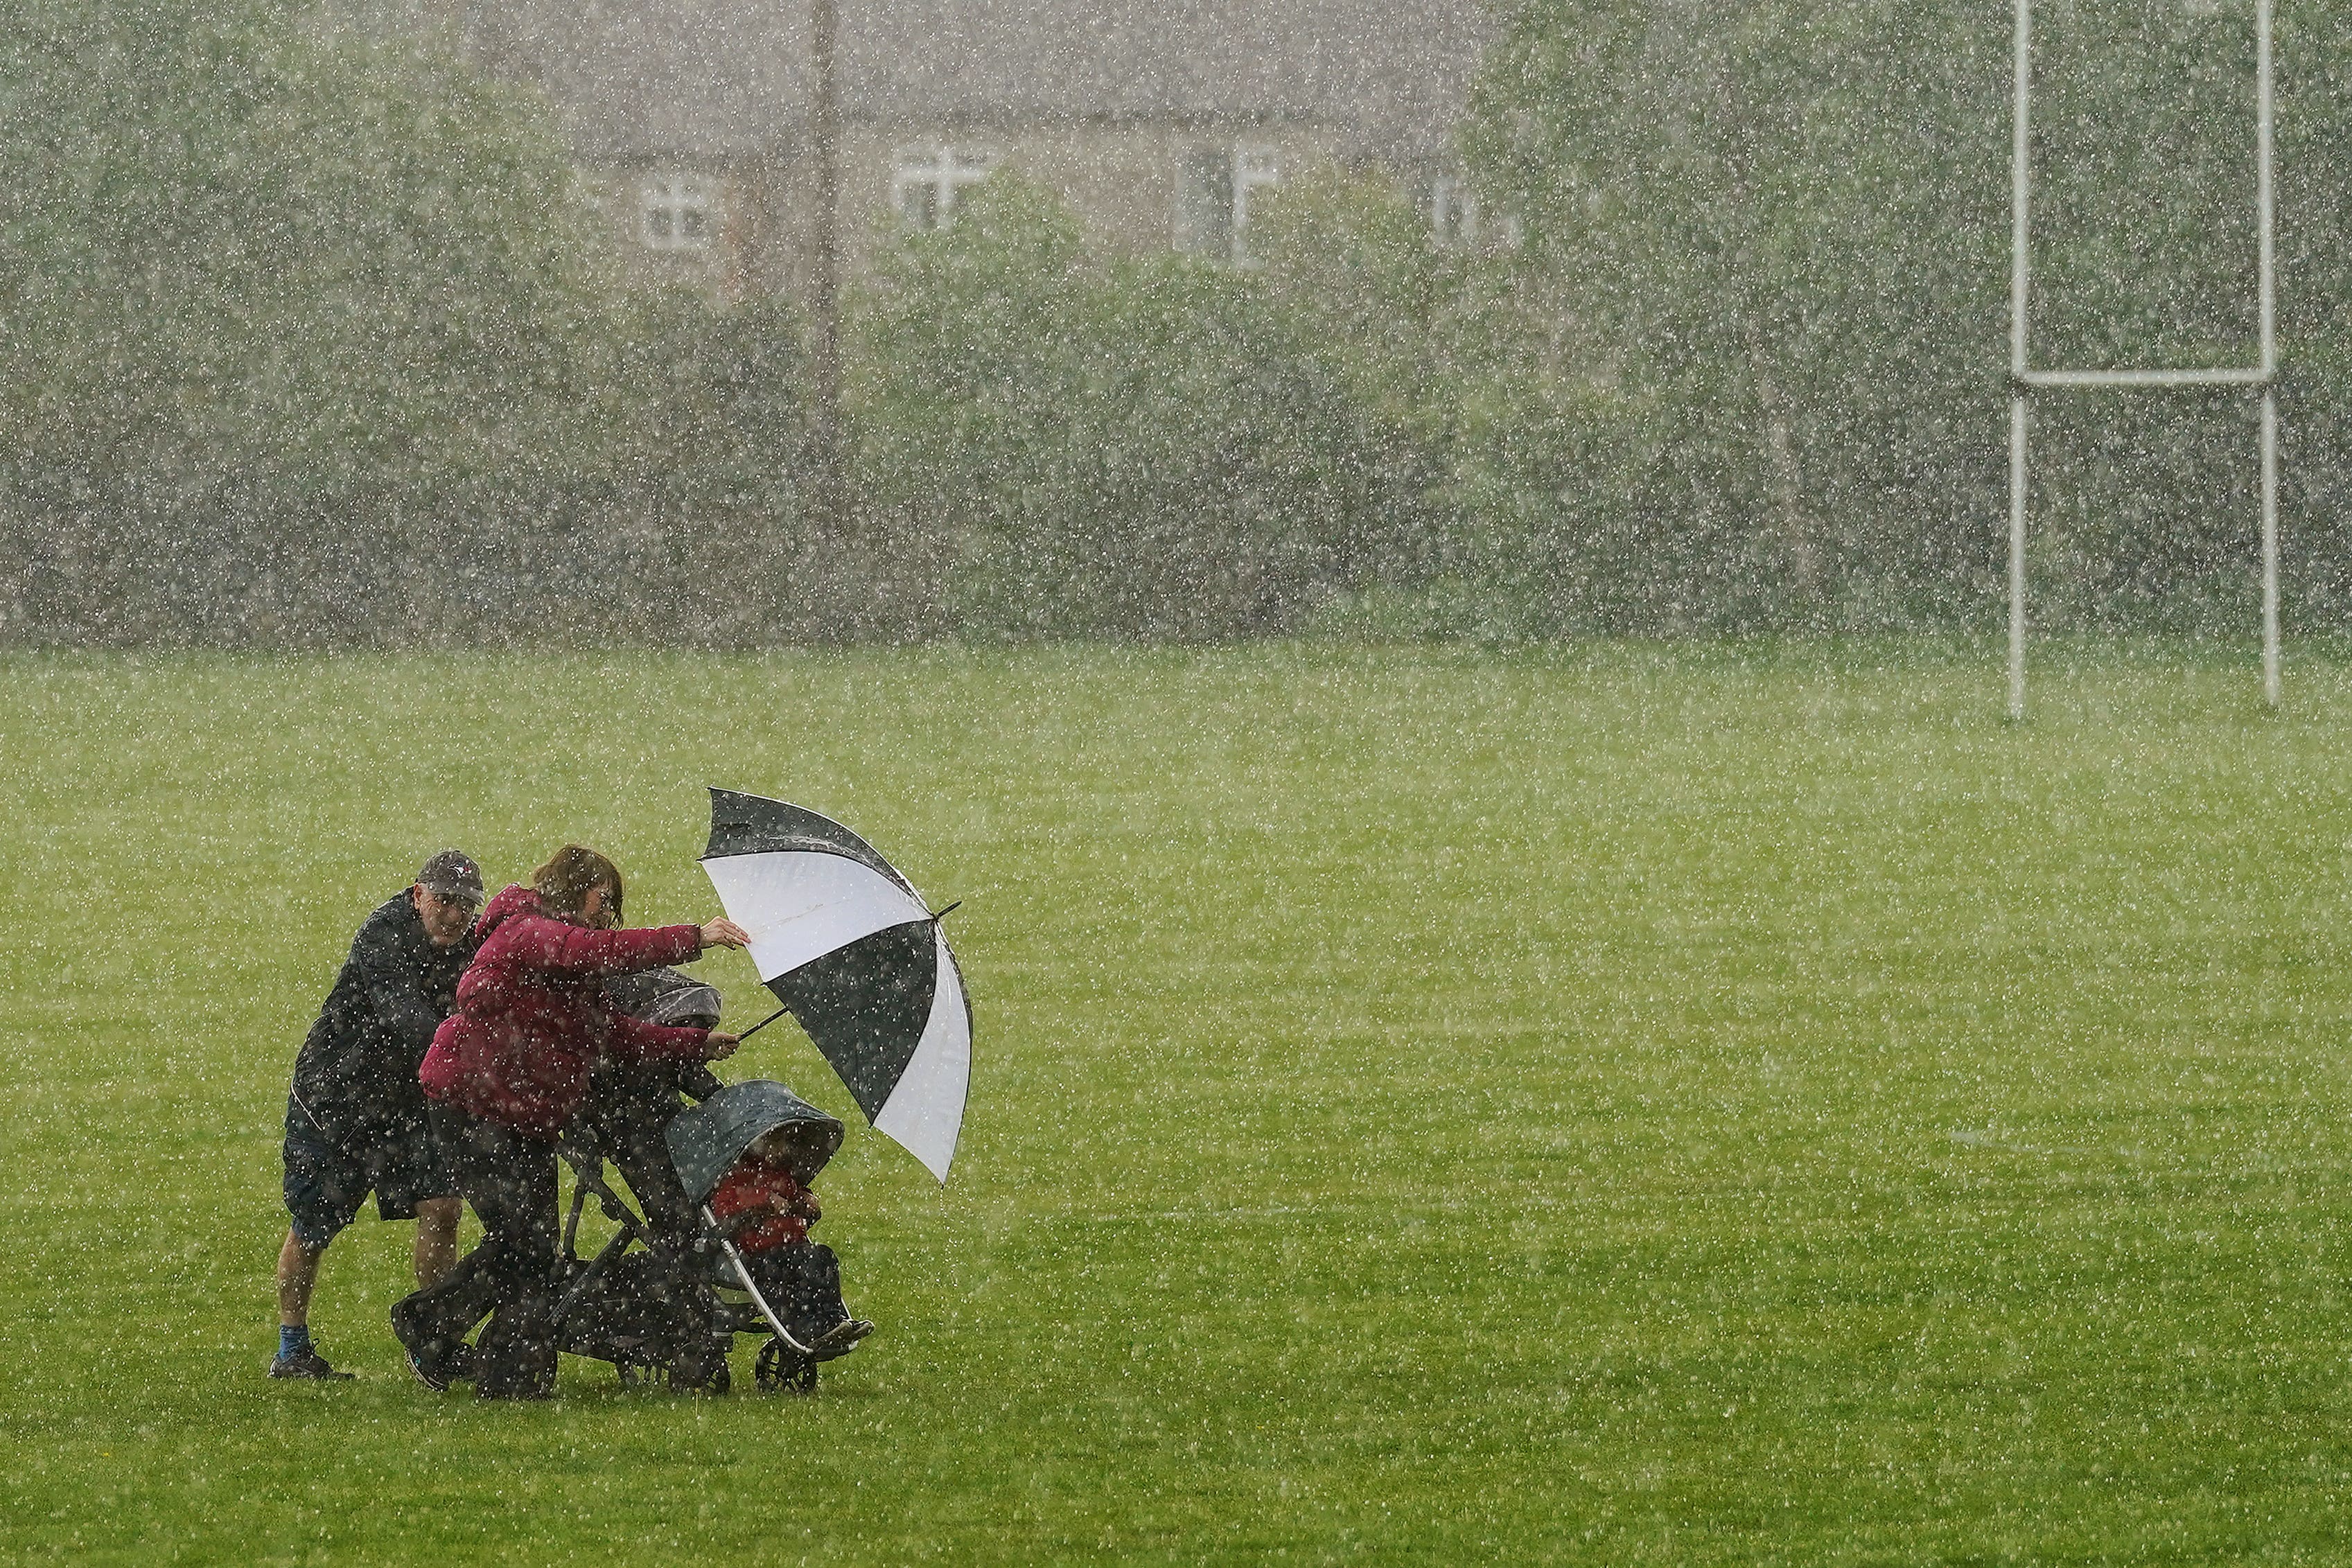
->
[1463, 0, 2352, 635]
[4, 0, 2348, 645]
[0, 0, 810, 644]
[5, 0, 590, 641]
[857, 175, 1453, 639]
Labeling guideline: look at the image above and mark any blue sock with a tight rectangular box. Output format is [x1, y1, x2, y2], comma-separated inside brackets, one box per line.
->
[279, 1324, 311, 1359]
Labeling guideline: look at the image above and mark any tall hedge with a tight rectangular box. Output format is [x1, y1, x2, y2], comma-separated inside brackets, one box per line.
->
[0, 0, 816, 646]
[856, 176, 1448, 640]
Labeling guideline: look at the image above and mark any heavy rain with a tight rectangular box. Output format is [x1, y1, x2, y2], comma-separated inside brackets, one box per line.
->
[4, 0, 2351, 1560]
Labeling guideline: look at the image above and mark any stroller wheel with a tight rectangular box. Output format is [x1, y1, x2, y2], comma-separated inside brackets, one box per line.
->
[755, 1338, 818, 1395]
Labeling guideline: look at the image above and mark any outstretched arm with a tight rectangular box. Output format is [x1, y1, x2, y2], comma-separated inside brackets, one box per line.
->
[504, 915, 706, 980]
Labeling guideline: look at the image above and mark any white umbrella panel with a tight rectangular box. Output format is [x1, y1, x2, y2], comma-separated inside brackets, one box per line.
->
[698, 789, 970, 1182]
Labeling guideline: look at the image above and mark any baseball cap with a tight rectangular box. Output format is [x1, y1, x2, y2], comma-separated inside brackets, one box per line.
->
[416, 850, 486, 906]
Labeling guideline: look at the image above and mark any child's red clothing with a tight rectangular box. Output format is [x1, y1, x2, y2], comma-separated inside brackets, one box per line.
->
[709, 1156, 818, 1253]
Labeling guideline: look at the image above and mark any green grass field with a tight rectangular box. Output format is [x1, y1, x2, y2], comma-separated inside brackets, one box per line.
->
[6, 640, 2352, 1565]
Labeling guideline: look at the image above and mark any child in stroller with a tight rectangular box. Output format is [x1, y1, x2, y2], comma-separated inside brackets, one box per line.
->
[707, 1122, 872, 1355]
[665, 1079, 875, 1390]
[546, 969, 870, 1393]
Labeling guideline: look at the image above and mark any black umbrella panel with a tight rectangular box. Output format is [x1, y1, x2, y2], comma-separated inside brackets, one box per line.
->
[699, 789, 970, 1181]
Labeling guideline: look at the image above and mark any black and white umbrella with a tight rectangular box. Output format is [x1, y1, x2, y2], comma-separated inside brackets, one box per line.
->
[698, 789, 970, 1181]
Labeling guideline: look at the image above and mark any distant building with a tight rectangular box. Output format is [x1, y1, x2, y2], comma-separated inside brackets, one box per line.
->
[438, 0, 1499, 299]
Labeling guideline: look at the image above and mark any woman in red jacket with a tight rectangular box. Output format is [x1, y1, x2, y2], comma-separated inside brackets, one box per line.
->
[393, 845, 749, 1399]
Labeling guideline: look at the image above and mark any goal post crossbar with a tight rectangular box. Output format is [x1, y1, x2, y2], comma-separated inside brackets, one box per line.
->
[2007, 0, 2278, 719]
[2019, 368, 2270, 390]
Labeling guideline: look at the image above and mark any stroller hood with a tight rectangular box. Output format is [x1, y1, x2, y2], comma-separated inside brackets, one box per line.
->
[667, 1080, 845, 1199]
[606, 964, 722, 1029]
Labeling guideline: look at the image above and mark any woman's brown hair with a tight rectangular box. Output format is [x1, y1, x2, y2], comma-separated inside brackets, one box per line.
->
[532, 845, 623, 924]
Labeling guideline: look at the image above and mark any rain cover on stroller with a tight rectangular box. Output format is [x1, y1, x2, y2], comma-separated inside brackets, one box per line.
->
[667, 1081, 844, 1198]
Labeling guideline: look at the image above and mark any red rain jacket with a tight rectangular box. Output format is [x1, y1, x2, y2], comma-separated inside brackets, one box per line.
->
[419, 883, 712, 1139]
[709, 1157, 820, 1253]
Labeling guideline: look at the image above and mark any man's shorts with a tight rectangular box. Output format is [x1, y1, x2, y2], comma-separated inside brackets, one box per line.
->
[282, 1095, 457, 1249]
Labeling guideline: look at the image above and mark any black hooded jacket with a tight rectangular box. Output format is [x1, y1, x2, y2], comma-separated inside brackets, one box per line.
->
[290, 892, 477, 1143]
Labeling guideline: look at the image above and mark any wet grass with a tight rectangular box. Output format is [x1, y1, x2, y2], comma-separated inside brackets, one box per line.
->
[3, 638, 2352, 1564]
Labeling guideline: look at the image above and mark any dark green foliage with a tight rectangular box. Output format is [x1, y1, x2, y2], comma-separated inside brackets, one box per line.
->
[1, 0, 593, 640]
[857, 176, 1446, 640]
[1460, 0, 2018, 630]
[586, 292, 814, 644]
[1457, 0, 2352, 633]
[0, 0, 809, 646]
[1252, 174, 1661, 640]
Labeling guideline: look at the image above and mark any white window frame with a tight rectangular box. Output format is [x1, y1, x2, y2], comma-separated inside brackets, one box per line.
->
[892, 146, 992, 231]
[1175, 143, 1280, 265]
[1430, 170, 1479, 248]
[641, 174, 716, 252]
[1427, 171, 1522, 252]
[1229, 145, 1279, 265]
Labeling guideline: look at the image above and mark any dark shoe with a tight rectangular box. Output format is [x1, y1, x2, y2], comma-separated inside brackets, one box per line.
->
[669, 1337, 732, 1395]
[392, 1300, 470, 1391]
[474, 1382, 554, 1402]
[471, 1330, 556, 1401]
[815, 1318, 872, 1350]
[471, 1349, 554, 1400]
[472, 1307, 557, 1401]
[407, 1349, 453, 1393]
[269, 1346, 355, 1381]
[388, 1292, 432, 1357]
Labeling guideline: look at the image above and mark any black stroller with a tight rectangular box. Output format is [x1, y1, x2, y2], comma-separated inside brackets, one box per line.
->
[547, 971, 866, 1393]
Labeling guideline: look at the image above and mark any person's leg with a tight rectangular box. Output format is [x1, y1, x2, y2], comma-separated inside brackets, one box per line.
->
[275, 1099, 362, 1377]
[596, 1094, 728, 1386]
[369, 1107, 463, 1294]
[583, 1082, 710, 1348]
[605, 1111, 696, 1243]
[413, 1197, 461, 1291]
[468, 1134, 560, 1400]
[277, 1229, 326, 1327]
[750, 1243, 850, 1344]
[394, 1103, 543, 1377]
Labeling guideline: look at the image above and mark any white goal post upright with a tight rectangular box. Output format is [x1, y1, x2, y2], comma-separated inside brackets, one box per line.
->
[2006, 0, 2278, 719]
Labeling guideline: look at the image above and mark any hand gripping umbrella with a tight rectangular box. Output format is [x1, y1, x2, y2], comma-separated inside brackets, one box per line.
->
[699, 789, 971, 1181]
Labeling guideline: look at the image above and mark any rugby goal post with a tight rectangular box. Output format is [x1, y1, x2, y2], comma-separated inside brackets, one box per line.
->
[2006, 0, 2278, 719]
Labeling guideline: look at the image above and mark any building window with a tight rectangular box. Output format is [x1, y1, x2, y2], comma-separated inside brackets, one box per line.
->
[1427, 170, 1523, 252]
[1175, 144, 1279, 263]
[642, 175, 714, 250]
[893, 147, 992, 231]
[1430, 171, 1478, 248]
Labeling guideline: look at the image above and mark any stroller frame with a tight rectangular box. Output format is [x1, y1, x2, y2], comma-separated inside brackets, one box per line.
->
[550, 1143, 846, 1393]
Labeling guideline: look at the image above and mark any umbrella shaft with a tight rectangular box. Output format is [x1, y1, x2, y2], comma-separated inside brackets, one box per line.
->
[737, 1005, 791, 1042]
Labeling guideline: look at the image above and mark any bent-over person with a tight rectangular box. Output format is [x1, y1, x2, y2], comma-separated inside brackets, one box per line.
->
[271, 851, 485, 1380]
[394, 845, 747, 1400]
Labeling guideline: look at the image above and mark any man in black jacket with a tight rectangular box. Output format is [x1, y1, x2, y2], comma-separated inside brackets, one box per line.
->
[270, 851, 485, 1380]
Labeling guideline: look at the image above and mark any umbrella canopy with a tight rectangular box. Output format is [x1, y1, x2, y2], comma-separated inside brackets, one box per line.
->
[666, 1079, 845, 1199]
[699, 788, 971, 1181]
